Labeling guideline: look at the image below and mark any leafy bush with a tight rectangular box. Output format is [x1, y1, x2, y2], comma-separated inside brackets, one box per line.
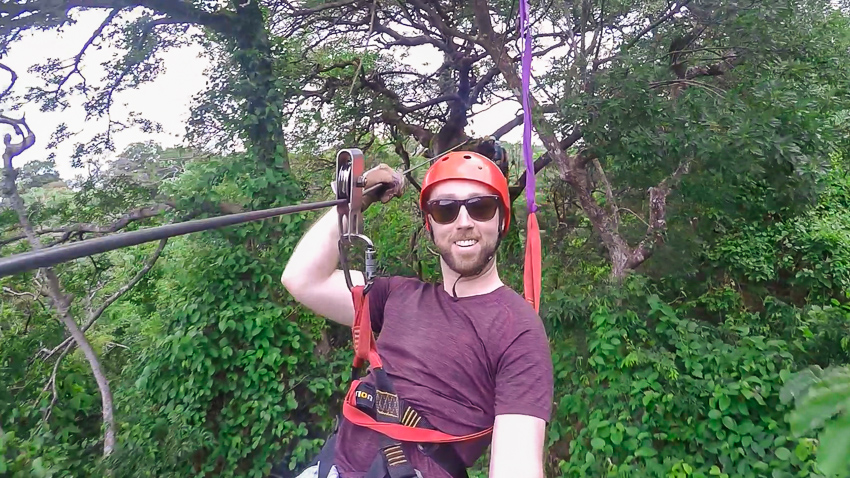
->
[546, 282, 820, 477]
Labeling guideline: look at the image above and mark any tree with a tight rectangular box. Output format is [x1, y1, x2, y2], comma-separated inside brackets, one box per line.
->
[277, 0, 850, 278]
[0, 63, 168, 461]
[1, 0, 292, 170]
[18, 159, 62, 190]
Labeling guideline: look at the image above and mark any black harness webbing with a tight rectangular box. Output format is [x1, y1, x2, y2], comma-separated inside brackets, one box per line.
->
[295, 369, 470, 478]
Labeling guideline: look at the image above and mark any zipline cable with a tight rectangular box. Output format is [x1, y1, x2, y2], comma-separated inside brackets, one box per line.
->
[0, 198, 346, 278]
[0, 141, 476, 278]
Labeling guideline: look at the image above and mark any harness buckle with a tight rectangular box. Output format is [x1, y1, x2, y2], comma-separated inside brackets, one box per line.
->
[335, 148, 376, 293]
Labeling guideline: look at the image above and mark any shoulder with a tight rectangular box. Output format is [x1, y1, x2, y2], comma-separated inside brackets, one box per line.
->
[489, 286, 548, 336]
[373, 275, 426, 293]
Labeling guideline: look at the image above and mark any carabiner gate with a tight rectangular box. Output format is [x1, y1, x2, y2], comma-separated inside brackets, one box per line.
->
[335, 148, 376, 293]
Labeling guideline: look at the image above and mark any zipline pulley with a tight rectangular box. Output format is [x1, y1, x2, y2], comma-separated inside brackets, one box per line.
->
[335, 148, 376, 293]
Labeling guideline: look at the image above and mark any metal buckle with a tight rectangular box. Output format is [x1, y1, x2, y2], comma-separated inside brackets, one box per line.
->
[335, 148, 376, 293]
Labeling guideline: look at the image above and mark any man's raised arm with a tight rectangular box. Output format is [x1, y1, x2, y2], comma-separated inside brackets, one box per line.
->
[281, 164, 404, 327]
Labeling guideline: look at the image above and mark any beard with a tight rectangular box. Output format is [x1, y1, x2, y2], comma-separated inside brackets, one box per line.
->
[434, 232, 499, 277]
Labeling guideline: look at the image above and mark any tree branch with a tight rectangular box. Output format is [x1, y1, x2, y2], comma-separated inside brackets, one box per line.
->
[44, 238, 168, 358]
[509, 128, 583, 202]
[54, 9, 120, 97]
[41, 341, 73, 424]
[629, 157, 693, 268]
[1, 116, 115, 458]
[627, 0, 693, 49]
[593, 158, 619, 230]
[0, 63, 17, 100]
[594, 0, 694, 67]
[290, 0, 359, 16]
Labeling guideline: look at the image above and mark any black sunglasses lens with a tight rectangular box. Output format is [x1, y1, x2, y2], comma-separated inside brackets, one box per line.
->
[428, 200, 461, 224]
[466, 197, 499, 222]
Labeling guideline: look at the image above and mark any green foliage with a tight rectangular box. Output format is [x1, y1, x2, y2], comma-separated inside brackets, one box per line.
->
[98, 155, 349, 477]
[782, 366, 850, 477]
[546, 282, 817, 478]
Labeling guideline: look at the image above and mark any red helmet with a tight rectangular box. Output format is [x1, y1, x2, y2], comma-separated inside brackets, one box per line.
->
[419, 151, 511, 235]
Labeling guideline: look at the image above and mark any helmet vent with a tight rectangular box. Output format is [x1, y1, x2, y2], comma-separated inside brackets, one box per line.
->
[463, 154, 472, 159]
[440, 156, 449, 161]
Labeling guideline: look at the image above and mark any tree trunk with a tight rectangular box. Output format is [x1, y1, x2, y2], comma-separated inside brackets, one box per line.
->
[230, 2, 290, 170]
[1, 157, 116, 457]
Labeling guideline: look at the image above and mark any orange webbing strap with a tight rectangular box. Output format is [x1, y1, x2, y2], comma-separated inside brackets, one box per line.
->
[342, 380, 493, 443]
[351, 285, 382, 369]
[523, 212, 542, 313]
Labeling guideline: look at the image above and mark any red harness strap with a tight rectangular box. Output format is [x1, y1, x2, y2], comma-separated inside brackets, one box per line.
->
[523, 212, 542, 313]
[345, 285, 493, 444]
[351, 285, 382, 369]
[342, 380, 493, 443]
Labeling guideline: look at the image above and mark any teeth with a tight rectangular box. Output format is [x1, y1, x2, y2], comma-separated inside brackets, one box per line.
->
[455, 239, 477, 247]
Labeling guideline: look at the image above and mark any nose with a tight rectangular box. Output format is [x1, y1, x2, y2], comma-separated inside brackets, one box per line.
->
[454, 205, 474, 229]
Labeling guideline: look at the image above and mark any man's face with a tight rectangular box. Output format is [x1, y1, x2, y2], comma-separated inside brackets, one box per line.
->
[425, 179, 503, 277]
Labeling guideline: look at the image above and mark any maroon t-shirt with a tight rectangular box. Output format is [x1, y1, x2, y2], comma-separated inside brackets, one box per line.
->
[333, 276, 554, 477]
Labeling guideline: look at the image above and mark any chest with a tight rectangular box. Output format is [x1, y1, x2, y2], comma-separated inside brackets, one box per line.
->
[376, 291, 498, 383]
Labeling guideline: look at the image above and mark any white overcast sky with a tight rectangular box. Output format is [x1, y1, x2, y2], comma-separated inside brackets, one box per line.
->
[1, 9, 529, 181]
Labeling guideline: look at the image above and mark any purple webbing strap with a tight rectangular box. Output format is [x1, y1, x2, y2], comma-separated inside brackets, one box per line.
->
[519, 0, 537, 213]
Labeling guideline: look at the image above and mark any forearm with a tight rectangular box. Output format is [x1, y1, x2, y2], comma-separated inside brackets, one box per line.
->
[488, 414, 546, 478]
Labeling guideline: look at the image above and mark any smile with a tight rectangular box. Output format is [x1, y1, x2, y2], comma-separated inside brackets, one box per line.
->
[455, 239, 478, 248]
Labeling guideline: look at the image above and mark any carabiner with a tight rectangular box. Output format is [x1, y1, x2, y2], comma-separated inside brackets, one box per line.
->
[335, 148, 376, 294]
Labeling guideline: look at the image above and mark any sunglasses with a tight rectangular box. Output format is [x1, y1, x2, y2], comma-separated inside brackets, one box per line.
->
[425, 195, 501, 225]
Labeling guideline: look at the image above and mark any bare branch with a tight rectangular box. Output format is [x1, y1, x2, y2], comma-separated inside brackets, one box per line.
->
[41, 341, 73, 424]
[0, 63, 17, 100]
[290, 0, 359, 16]
[509, 127, 583, 202]
[593, 158, 620, 230]
[87, 238, 167, 329]
[1, 115, 35, 167]
[595, 0, 694, 67]
[490, 104, 559, 139]
[492, 114, 524, 139]
[54, 9, 120, 97]
[43, 238, 168, 358]
[0, 203, 171, 247]
[627, 0, 693, 50]
[1, 122, 115, 457]
[629, 157, 693, 268]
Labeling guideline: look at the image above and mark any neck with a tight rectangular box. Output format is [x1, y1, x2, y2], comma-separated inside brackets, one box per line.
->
[440, 257, 503, 297]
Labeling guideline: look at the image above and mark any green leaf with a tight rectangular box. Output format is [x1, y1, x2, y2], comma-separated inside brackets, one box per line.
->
[611, 431, 624, 445]
[709, 409, 722, 420]
[592, 437, 605, 450]
[719, 395, 731, 411]
[722, 416, 736, 430]
[635, 447, 657, 457]
[710, 465, 722, 475]
[774, 447, 791, 461]
[795, 442, 811, 461]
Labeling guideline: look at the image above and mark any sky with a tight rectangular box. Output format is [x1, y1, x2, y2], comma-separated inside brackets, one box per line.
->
[1, 9, 528, 181]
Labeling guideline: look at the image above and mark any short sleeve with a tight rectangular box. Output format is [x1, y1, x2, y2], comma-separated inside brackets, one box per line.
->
[366, 276, 393, 334]
[493, 317, 554, 421]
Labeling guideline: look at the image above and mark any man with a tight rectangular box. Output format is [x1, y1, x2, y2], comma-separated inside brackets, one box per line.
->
[281, 151, 554, 478]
